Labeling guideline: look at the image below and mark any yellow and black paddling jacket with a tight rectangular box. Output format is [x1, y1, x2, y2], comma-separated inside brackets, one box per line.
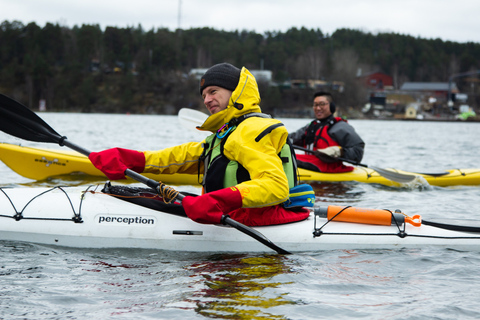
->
[142, 67, 298, 209]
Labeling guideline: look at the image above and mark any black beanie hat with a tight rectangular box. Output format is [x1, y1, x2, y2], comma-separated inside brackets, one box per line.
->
[199, 63, 241, 95]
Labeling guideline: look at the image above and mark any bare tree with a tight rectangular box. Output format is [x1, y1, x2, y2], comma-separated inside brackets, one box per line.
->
[196, 47, 211, 68]
[291, 47, 326, 79]
[331, 49, 370, 110]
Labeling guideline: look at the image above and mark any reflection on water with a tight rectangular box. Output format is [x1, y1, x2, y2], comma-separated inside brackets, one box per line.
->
[309, 181, 365, 203]
[185, 254, 295, 319]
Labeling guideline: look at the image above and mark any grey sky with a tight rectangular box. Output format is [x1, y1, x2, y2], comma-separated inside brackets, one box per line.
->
[2, 0, 479, 43]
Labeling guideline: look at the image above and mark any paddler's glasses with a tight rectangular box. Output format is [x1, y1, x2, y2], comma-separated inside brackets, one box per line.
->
[313, 102, 329, 108]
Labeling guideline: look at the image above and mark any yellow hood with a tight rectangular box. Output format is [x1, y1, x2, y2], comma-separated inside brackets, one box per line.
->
[198, 67, 262, 133]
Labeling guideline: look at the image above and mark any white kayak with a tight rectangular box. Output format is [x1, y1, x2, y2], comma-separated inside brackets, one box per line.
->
[1, 183, 480, 253]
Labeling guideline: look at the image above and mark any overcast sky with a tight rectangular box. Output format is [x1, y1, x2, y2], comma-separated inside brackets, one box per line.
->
[2, 0, 479, 43]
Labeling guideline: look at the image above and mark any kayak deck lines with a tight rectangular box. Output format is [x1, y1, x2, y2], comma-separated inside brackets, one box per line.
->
[311, 231, 480, 240]
[312, 205, 480, 241]
[0, 186, 85, 223]
[313, 206, 410, 239]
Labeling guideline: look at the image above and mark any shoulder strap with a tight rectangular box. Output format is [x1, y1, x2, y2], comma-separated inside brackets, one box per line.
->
[227, 112, 271, 127]
[227, 113, 284, 142]
[312, 116, 340, 146]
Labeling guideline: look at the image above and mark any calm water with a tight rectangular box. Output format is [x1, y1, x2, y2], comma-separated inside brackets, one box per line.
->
[1, 113, 480, 319]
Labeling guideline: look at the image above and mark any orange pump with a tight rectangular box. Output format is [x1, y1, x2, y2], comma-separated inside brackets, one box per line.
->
[315, 205, 422, 227]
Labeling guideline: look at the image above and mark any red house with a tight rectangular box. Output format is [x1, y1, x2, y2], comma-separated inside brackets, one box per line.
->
[360, 72, 393, 90]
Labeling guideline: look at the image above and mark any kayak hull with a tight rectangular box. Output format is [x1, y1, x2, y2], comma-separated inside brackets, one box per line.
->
[1, 185, 480, 252]
[298, 166, 480, 187]
[1, 143, 480, 187]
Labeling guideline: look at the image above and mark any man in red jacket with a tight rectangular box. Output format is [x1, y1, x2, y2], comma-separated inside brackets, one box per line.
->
[289, 91, 365, 173]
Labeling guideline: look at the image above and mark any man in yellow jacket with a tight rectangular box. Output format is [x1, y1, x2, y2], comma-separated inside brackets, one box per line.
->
[89, 63, 310, 226]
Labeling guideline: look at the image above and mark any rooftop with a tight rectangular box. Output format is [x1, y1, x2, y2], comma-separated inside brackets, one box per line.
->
[400, 82, 458, 92]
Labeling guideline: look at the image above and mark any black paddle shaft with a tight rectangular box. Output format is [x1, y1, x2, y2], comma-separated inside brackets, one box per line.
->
[292, 144, 417, 183]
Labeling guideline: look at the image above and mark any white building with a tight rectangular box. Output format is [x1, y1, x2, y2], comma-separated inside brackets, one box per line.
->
[189, 68, 272, 83]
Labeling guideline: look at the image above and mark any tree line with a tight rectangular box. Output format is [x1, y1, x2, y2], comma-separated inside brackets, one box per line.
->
[1, 20, 479, 115]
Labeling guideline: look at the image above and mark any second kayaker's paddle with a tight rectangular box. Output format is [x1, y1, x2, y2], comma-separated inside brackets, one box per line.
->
[292, 145, 417, 184]
[177, 107, 417, 184]
[0, 93, 290, 255]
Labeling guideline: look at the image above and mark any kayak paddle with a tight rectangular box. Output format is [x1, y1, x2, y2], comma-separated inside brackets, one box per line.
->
[178, 107, 209, 129]
[0, 93, 290, 255]
[178, 108, 208, 128]
[177, 107, 418, 184]
[292, 145, 417, 184]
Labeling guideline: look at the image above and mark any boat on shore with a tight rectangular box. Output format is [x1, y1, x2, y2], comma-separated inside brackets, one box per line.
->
[1, 183, 480, 252]
[1, 143, 480, 188]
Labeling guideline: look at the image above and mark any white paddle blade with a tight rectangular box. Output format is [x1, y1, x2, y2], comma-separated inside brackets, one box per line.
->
[178, 108, 208, 129]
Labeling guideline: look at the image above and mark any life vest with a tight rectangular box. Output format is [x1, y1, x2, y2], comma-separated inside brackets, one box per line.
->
[297, 116, 354, 173]
[303, 116, 341, 149]
[199, 113, 312, 226]
[201, 113, 298, 193]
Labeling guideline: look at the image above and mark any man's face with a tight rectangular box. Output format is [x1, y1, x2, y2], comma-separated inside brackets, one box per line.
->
[202, 86, 232, 114]
[313, 95, 332, 120]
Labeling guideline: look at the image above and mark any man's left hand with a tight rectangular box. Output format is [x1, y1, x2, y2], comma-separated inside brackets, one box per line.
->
[182, 187, 243, 224]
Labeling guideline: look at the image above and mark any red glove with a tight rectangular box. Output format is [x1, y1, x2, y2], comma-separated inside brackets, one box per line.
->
[88, 148, 145, 180]
[182, 187, 243, 224]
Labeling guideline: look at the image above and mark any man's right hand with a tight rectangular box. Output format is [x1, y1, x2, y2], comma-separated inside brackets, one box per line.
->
[313, 146, 342, 163]
[88, 148, 145, 180]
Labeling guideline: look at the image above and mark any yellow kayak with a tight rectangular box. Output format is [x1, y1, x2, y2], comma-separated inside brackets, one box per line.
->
[0, 143, 200, 185]
[1, 143, 480, 187]
[297, 165, 480, 187]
